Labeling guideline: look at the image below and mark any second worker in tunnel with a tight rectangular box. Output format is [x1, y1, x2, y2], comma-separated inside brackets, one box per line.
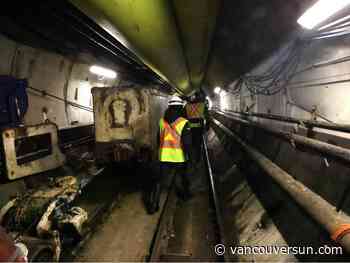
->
[147, 95, 194, 214]
[185, 90, 209, 162]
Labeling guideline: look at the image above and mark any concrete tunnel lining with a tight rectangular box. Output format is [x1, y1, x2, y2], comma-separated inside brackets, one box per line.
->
[2, 0, 350, 261]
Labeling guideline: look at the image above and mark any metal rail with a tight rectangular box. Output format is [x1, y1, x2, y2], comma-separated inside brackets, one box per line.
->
[214, 111, 350, 164]
[149, 181, 178, 261]
[225, 109, 350, 134]
[212, 118, 350, 253]
[202, 134, 229, 262]
[150, 139, 229, 261]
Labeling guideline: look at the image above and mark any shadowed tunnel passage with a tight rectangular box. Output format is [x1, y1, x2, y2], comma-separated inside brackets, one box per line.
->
[1, 0, 350, 262]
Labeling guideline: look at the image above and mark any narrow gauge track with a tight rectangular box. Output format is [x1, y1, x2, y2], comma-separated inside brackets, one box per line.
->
[149, 135, 227, 262]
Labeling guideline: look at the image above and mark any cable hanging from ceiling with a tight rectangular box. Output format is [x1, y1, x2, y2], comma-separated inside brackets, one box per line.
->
[226, 13, 350, 96]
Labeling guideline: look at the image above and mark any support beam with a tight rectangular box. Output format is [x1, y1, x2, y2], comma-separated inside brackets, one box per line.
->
[214, 111, 350, 164]
[226, 110, 350, 134]
[212, 118, 350, 253]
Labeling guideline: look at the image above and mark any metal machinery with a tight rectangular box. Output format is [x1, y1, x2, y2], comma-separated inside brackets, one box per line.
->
[0, 78, 97, 261]
[0, 124, 66, 180]
[0, 122, 95, 261]
[92, 85, 168, 163]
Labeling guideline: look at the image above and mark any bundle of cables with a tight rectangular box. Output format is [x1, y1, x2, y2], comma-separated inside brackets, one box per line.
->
[227, 12, 350, 96]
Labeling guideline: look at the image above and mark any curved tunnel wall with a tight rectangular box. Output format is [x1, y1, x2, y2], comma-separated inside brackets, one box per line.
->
[0, 33, 120, 128]
[209, 34, 350, 260]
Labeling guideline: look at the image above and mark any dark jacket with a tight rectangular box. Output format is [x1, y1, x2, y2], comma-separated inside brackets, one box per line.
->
[185, 100, 209, 131]
[159, 106, 194, 163]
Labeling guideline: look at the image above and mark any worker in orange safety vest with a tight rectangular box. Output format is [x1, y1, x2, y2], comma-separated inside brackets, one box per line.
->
[146, 95, 194, 214]
[185, 89, 209, 162]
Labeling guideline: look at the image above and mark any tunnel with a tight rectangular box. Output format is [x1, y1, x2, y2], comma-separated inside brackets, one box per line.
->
[1, 0, 350, 261]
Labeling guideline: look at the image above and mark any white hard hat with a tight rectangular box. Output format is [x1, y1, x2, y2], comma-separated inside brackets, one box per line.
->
[168, 95, 184, 106]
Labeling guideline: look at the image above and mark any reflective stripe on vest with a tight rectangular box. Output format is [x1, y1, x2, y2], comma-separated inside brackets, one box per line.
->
[189, 122, 202, 128]
[159, 117, 188, 163]
[186, 103, 205, 119]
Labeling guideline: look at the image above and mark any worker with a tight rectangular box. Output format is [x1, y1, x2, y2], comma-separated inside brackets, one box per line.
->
[0, 227, 28, 262]
[185, 89, 209, 162]
[147, 95, 194, 214]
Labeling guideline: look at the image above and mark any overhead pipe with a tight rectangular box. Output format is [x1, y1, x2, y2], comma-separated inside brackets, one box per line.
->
[225, 110, 350, 134]
[214, 111, 350, 164]
[212, 119, 350, 253]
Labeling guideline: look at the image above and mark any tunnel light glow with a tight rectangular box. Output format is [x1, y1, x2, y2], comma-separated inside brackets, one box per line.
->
[79, 81, 92, 107]
[219, 91, 228, 111]
[89, 65, 117, 79]
[297, 0, 350, 30]
[214, 86, 222, 94]
[318, 14, 350, 31]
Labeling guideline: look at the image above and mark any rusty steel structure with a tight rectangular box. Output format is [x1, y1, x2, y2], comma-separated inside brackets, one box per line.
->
[1, 123, 66, 180]
[92, 86, 167, 163]
[212, 118, 350, 253]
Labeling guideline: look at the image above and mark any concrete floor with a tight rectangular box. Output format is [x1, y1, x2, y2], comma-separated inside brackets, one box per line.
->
[165, 191, 219, 261]
[72, 152, 220, 262]
[74, 190, 165, 261]
[163, 156, 220, 261]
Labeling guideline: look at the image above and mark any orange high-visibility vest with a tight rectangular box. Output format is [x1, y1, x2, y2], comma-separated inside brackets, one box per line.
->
[159, 117, 188, 163]
[185, 102, 205, 119]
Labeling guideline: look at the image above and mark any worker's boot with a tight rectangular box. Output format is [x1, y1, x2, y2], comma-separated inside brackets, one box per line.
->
[147, 183, 160, 214]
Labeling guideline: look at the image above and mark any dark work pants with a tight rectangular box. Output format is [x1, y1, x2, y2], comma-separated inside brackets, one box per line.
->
[191, 126, 204, 162]
[147, 162, 191, 213]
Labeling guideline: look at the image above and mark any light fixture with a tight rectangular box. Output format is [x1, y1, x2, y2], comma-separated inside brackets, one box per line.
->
[297, 0, 350, 30]
[214, 86, 222, 94]
[89, 65, 117, 79]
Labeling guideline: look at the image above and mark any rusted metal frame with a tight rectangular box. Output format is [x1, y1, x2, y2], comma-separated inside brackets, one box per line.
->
[212, 118, 350, 253]
[58, 124, 94, 151]
[1, 124, 66, 180]
[202, 134, 229, 262]
[215, 111, 350, 164]
[225, 109, 350, 134]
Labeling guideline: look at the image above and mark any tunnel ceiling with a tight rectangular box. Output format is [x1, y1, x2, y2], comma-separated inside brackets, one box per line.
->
[1, 0, 315, 95]
[205, 0, 316, 89]
[0, 1, 172, 90]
